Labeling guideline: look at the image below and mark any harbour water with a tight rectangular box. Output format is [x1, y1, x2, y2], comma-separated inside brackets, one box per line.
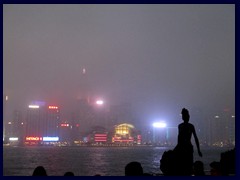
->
[3, 146, 232, 176]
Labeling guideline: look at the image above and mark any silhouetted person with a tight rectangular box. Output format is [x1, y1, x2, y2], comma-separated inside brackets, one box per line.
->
[125, 161, 143, 176]
[173, 108, 202, 175]
[193, 161, 205, 176]
[64, 171, 74, 176]
[210, 161, 222, 176]
[220, 148, 235, 175]
[32, 166, 47, 176]
[160, 150, 178, 175]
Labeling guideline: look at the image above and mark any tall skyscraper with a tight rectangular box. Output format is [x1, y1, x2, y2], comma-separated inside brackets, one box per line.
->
[26, 105, 41, 137]
[74, 67, 95, 133]
[47, 106, 60, 137]
[25, 103, 60, 141]
[209, 109, 235, 146]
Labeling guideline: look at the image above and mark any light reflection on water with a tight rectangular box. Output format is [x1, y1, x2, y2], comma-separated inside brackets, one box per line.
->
[3, 146, 231, 176]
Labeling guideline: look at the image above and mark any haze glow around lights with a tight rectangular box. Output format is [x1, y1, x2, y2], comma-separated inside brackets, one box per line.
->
[152, 122, 167, 128]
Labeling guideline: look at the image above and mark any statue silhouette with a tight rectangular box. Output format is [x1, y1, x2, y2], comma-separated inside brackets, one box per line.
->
[173, 108, 202, 175]
[160, 108, 203, 175]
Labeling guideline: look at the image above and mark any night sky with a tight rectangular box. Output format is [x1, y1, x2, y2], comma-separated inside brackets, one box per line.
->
[3, 4, 235, 124]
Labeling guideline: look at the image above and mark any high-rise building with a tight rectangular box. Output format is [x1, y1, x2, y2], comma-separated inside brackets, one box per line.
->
[59, 122, 72, 143]
[26, 105, 42, 137]
[25, 103, 60, 144]
[47, 106, 60, 137]
[209, 109, 235, 146]
[74, 67, 93, 133]
[190, 108, 207, 145]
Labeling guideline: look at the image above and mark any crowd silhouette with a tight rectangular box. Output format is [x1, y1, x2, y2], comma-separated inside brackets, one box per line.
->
[31, 108, 235, 176]
[32, 166, 47, 176]
[125, 161, 143, 176]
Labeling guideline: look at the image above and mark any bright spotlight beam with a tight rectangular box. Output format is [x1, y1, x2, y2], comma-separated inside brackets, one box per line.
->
[153, 122, 167, 128]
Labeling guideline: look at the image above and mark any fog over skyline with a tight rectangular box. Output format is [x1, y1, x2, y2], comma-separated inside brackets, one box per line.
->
[3, 4, 235, 123]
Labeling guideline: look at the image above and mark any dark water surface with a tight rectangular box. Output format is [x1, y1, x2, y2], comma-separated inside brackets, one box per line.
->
[3, 146, 231, 176]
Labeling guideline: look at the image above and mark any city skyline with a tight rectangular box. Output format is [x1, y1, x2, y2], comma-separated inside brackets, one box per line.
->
[4, 96, 235, 146]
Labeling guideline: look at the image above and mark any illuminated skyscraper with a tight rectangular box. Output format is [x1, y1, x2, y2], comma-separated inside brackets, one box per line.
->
[26, 105, 41, 137]
[209, 109, 235, 146]
[47, 106, 60, 137]
[25, 103, 60, 140]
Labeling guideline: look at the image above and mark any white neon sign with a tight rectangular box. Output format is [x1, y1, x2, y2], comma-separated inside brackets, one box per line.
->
[28, 105, 40, 109]
[42, 137, 59, 141]
[9, 137, 19, 141]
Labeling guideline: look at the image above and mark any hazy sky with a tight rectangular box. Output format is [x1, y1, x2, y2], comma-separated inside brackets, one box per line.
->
[3, 4, 235, 122]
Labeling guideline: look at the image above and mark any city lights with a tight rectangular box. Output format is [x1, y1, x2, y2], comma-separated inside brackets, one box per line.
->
[48, 106, 58, 109]
[96, 100, 104, 105]
[94, 134, 107, 142]
[26, 137, 42, 141]
[42, 137, 59, 141]
[28, 105, 40, 109]
[152, 122, 167, 128]
[61, 123, 69, 127]
[9, 137, 18, 141]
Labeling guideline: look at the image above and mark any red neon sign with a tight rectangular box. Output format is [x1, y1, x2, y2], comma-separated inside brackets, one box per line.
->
[26, 137, 42, 141]
[61, 123, 69, 127]
[49, 106, 58, 109]
[94, 133, 107, 142]
[95, 140, 107, 142]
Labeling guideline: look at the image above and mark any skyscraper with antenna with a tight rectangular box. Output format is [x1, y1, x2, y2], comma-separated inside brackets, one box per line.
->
[72, 67, 94, 138]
